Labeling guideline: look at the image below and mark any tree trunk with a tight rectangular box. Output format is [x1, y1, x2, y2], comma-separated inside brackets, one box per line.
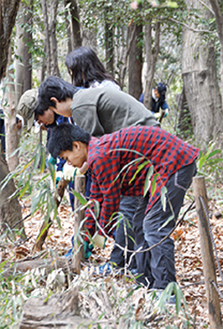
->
[49, 0, 60, 77]
[69, 0, 82, 49]
[182, 0, 223, 150]
[64, 0, 72, 55]
[144, 21, 160, 110]
[104, 5, 114, 75]
[41, 0, 51, 76]
[15, 2, 25, 104]
[4, 46, 20, 171]
[0, 153, 25, 238]
[209, 0, 223, 96]
[0, 0, 21, 81]
[23, 0, 33, 92]
[128, 23, 143, 100]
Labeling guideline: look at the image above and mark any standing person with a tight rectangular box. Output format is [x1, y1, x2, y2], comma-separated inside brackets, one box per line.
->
[139, 83, 169, 124]
[37, 76, 160, 274]
[47, 123, 199, 291]
[65, 46, 120, 90]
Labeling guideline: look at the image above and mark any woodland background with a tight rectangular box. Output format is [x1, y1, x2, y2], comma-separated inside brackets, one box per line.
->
[0, 0, 223, 328]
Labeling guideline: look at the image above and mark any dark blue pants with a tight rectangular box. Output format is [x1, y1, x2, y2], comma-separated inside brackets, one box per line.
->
[133, 161, 197, 289]
[110, 195, 141, 268]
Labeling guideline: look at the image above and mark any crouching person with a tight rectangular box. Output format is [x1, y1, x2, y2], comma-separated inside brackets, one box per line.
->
[47, 123, 199, 290]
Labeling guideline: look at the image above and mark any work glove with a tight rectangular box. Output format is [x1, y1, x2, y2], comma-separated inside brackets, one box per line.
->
[63, 162, 79, 181]
[154, 112, 161, 119]
[56, 171, 63, 187]
[84, 241, 94, 259]
[92, 231, 107, 249]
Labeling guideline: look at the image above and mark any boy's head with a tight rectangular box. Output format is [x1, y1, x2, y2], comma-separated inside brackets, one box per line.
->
[35, 103, 56, 126]
[154, 83, 166, 99]
[47, 123, 91, 168]
[37, 76, 78, 113]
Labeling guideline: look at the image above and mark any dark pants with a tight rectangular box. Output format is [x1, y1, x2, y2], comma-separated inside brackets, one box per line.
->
[133, 161, 197, 289]
[110, 195, 141, 269]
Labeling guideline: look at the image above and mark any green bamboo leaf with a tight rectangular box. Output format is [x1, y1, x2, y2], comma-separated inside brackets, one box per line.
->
[19, 180, 30, 198]
[158, 214, 174, 230]
[72, 190, 88, 205]
[143, 165, 154, 197]
[151, 173, 159, 197]
[40, 146, 46, 173]
[129, 160, 149, 184]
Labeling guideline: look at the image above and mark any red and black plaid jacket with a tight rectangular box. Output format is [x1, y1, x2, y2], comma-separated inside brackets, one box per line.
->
[85, 126, 199, 239]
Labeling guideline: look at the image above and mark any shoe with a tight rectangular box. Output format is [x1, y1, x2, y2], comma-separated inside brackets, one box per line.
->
[93, 263, 115, 276]
[147, 289, 176, 305]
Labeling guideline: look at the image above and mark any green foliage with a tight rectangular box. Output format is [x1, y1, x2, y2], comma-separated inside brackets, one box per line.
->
[197, 141, 223, 182]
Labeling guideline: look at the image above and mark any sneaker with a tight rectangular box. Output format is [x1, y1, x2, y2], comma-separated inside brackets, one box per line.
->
[147, 289, 176, 305]
[93, 263, 114, 276]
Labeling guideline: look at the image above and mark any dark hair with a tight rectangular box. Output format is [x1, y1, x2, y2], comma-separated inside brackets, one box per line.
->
[65, 47, 116, 87]
[47, 123, 91, 159]
[37, 76, 77, 113]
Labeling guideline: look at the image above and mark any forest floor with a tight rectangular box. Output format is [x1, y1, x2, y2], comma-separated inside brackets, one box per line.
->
[2, 184, 223, 328]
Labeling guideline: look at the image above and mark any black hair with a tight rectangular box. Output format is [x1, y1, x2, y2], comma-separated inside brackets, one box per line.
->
[37, 76, 78, 113]
[65, 46, 117, 87]
[47, 123, 91, 159]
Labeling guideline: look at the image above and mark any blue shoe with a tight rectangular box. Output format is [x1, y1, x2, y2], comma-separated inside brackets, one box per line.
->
[93, 263, 115, 276]
[148, 289, 176, 305]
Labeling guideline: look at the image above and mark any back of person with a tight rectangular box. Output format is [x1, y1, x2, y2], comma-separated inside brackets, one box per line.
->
[71, 87, 160, 138]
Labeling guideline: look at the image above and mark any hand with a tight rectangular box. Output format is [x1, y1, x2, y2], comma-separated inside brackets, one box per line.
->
[84, 241, 94, 259]
[56, 171, 63, 187]
[63, 162, 77, 181]
[92, 232, 107, 249]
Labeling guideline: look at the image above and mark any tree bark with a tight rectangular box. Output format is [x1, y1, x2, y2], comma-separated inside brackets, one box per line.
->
[4, 46, 20, 171]
[144, 21, 160, 110]
[49, 0, 60, 77]
[0, 153, 25, 238]
[69, 0, 82, 49]
[104, 4, 114, 75]
[0, 0, 21, 81]
[128, 23, 143, 100]
[15, 2, 25, 104]
[182, 0, 223, 150]
[41, 0, 51, 76]
[209, 0, 223, 97]
[23, 0, 33, 92]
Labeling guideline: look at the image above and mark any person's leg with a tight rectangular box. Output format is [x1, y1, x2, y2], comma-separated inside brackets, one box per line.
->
[143, 161, 197, 289]
[132, 195, 153, 286]
[110, 195, 141, 269]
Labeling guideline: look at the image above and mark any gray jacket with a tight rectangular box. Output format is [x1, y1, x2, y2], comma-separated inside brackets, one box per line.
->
[71, 88, 160, 137]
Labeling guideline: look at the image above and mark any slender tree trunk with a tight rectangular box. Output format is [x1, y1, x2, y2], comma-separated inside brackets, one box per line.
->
[23, 0, 33, 92]
[144, 21, 160, 110]
[0, 0, 21, 81]
[64, 0, 72, 54]
[15, 2, 24, 104]
[104, 5, 114, 75]
[182, 0, 223, 149]
[41, 0, 51, 76]
[209, 0, 223, 96]
[4, 46, 20, 171]
[0, 152, 24, 238]
[49, 0, 60, 77]
[69, 0, 82, 49]
[128, 23, 143, 100]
